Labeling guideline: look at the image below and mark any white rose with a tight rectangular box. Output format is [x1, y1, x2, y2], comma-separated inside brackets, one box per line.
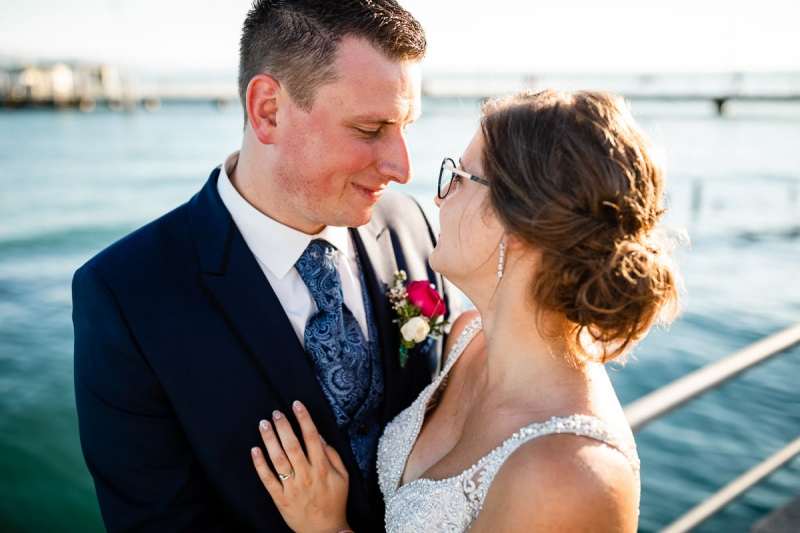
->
[400, 316, 430, 344]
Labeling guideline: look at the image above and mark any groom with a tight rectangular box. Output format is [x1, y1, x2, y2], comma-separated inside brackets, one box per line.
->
[73, 1, 451, 531]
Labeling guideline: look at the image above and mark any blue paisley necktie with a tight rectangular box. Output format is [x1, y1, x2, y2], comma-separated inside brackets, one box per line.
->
[295, 239, 374, 448]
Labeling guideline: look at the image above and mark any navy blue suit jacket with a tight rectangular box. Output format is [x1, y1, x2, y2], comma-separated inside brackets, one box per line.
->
[73, 168, 451, 532]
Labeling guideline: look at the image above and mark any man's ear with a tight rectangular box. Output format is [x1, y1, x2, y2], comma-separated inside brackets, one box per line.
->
[245, 74, 281, 145]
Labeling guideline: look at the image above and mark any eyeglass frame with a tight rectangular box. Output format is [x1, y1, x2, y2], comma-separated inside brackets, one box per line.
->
[437, 157, 490, 199]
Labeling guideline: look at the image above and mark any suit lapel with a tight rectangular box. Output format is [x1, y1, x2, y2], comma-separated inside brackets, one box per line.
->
[200, 236, 331, 426]
[351, 222, 414, 424]
[189, 170, 366, 498]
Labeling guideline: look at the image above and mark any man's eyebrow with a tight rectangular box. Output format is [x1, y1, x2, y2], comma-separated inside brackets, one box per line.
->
[349, 112, 420, 125]
[349, 114, 394, 124]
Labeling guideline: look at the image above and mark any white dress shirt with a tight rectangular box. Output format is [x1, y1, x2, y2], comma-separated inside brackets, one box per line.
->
[217, 152, 370, 346]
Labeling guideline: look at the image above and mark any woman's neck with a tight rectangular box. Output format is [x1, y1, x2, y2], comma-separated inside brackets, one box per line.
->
[472, 270, 597, 415]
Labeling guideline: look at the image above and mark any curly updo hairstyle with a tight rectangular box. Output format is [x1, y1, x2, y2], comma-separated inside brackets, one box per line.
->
[481, 90, 680, 365]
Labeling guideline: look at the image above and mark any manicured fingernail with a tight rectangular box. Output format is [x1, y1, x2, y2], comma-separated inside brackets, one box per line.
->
[272, 410, 282, 420]
[320, 435, 327, 445]
[259, 419, 270, 431]
[292, 400, 303, 412]
[251, 447, 260, 457]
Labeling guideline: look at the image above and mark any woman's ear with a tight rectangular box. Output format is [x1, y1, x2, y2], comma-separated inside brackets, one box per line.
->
[245, 74, 281, 145]
[505, 232, 527, 251]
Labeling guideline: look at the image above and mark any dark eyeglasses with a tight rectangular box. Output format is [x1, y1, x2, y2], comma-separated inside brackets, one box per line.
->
[437, 157, 490, 199]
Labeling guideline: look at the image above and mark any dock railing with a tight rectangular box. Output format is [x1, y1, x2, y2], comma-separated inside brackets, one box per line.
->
[623, 322, 800, 532]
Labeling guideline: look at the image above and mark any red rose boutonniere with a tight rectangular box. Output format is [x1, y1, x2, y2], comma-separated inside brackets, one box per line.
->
[387, 270, 448, 367]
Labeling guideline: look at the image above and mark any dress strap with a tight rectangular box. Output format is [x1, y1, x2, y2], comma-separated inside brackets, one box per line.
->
[462, 414, 639, 516]
[441, 316, 482, 373]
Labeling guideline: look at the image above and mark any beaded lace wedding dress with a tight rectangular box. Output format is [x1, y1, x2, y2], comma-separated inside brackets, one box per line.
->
[376, 316, 640, 532]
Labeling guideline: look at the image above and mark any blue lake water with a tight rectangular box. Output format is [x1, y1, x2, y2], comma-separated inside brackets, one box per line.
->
[1, 97, 799, 532]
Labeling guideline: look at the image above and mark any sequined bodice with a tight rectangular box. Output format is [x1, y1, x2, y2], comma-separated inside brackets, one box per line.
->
[376, 317, 640, 532]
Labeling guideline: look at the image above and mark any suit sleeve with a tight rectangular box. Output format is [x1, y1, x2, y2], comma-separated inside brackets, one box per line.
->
[72, 264, 230, 532]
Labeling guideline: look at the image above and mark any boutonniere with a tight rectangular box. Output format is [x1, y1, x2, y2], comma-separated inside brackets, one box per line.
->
[387, 270, 448, 368]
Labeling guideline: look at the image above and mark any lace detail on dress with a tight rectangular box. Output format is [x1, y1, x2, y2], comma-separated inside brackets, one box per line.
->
[376, 316, 640, 533]
[459, 414, 640, 519]
[377, 316, 483, 501]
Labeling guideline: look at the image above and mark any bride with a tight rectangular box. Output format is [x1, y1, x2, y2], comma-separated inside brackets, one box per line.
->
[249, 89, 679, 532]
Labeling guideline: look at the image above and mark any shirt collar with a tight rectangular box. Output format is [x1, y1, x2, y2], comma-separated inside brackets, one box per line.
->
[217, 152, 353, 279]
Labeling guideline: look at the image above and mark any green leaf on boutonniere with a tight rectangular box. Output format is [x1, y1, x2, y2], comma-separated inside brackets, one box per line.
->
[399, 345, 409, 368]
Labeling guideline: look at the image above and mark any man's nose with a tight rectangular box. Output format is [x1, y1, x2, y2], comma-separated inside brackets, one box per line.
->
[377, 131, 412, 184]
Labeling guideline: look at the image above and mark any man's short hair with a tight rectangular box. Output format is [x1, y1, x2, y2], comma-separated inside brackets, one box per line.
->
[238, 0, 426, 120]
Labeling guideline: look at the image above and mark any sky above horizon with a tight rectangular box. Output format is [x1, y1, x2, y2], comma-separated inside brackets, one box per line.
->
[1, 0, 798, 74]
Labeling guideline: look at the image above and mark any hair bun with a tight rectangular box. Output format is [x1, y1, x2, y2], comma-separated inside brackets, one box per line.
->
[481, 90, 680, 364]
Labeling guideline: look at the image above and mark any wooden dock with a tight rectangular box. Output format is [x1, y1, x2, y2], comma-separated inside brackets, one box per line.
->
[420, 91, 800, 117]
[622, 93, 800, 116]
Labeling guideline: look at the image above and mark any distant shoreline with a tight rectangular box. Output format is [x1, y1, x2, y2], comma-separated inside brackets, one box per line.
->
[4, 93, 799, 118]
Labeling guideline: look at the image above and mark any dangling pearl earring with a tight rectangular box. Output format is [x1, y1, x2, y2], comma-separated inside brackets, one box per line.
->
[497, 239, 506, 280]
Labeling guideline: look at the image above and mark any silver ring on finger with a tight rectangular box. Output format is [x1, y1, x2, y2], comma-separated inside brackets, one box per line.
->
[277, 468, 295, 481]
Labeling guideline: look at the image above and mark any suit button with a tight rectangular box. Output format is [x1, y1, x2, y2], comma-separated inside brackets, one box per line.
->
[356, 423, 369, 435]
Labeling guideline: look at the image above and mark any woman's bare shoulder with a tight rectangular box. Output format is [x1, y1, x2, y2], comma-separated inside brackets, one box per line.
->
[471, 432, 639, 532]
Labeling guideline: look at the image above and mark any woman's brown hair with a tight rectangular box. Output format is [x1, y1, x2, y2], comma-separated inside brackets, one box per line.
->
[481, 90, 680, 365]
